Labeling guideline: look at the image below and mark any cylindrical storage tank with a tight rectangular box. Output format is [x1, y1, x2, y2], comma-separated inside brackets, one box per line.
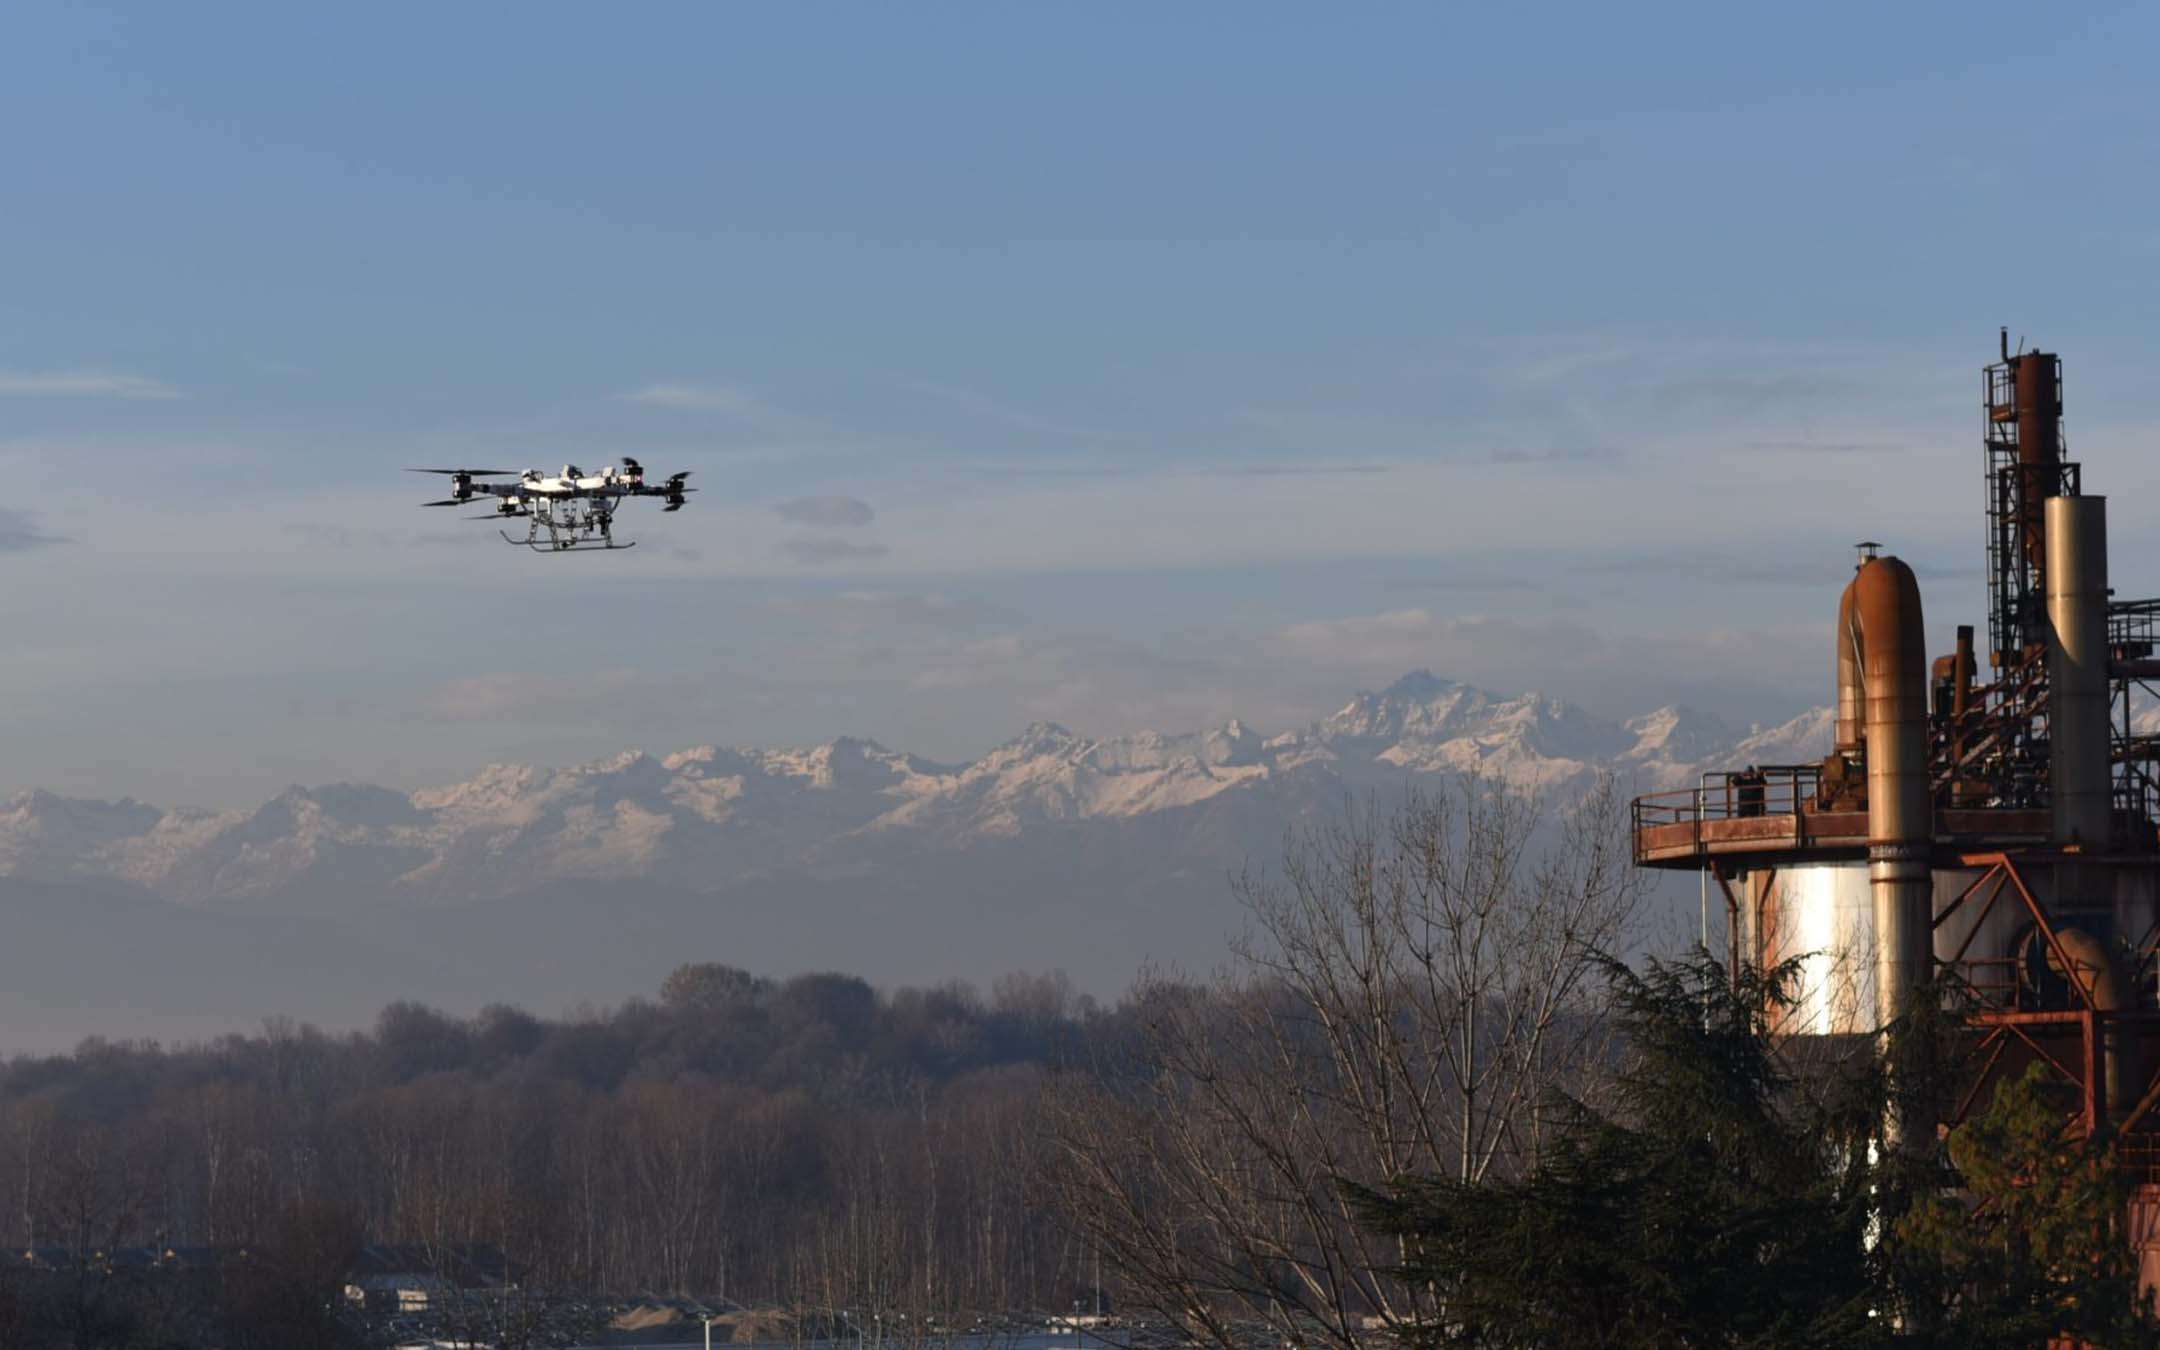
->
[1747, 862, 1877, 1035]
[1750, 864, 2025, 1034]
[2046, 495, 2111, 846]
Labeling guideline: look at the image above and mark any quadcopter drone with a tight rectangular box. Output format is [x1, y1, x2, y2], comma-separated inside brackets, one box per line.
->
[412, 459, 693, 552]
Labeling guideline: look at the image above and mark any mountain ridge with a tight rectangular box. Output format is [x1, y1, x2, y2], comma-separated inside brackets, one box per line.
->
[0, 671, 1830, 909]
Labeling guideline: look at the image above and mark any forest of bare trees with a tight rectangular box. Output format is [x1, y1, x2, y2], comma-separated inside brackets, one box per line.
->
[0, 965, 1112, 1318]
[0, 775, 1701, 1346]
[1041, 779, 1647, 1350]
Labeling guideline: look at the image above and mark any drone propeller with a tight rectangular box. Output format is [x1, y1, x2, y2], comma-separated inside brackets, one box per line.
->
[420, 498, 466, 507]
[408, 468, 517, 476]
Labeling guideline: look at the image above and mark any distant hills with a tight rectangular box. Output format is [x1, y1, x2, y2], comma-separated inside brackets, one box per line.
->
[0, 672, 1828, 1048]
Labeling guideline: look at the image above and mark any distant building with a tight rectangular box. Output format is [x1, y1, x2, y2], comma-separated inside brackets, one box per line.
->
[343, 1243, 520, 1313]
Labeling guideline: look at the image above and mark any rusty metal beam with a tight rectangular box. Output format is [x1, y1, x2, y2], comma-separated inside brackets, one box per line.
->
[2085, 1008, 2105, 1133]
[2110, 1055, 2160, 1139]
[1952, 1026, 2012, 1125]
[1934, 861, 2005, 933]
[1998, 1019, 2087, 1091]
[1945, 866, 2012, 970]
[1995, 853, 2096, 1013]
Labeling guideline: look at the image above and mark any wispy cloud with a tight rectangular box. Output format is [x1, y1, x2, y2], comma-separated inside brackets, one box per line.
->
[779, 537, 890, 564]
[419, 669, 657, 722]
[1272, 608, 1602, 677]
[620, 382, 757, 411]
[1223, 462, 1394, 478]
[1743, 439, 1904, 455]
[769, 589, 1019, 631]
[0, 371, 180, 400]
[775, 495, 876, 528]
[0, 508, 64, 552]
[1487, 447, 1623, 466]
[895, 378, 1134, 445]
[956, 458, 1395, 481]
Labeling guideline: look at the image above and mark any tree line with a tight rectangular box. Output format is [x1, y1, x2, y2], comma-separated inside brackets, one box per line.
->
[1, 776, 2153, 1346]
[0, 960, 1124, 1323]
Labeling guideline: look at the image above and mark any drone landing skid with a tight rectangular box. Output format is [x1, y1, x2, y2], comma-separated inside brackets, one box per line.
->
[500, 530, 636, 553]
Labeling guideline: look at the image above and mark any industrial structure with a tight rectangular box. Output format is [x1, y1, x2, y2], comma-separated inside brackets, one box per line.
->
[1632, 332, 2160, 1279]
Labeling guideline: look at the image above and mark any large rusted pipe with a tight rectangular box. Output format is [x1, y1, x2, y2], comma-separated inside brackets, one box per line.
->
[1853, 556, 1932, 1028]
[2046, 926, 2133, 1117]
[2046, 495, 2111, 846]
[1835, 574, 1864, 754]
[2015, 353, 2061, 574]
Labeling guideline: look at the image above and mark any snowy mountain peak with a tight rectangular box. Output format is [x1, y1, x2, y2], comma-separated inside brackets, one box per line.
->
[0, 674, 1832, 908]
[993, 721, 1083, 760]
[1621, 705, 1736, 765]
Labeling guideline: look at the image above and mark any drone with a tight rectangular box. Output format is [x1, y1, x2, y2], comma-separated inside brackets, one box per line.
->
[412, 459, 693, 552]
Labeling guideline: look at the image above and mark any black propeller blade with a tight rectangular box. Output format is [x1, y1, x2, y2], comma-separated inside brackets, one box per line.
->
[420, 498, 466, 507]
[408, 468, 517, 476]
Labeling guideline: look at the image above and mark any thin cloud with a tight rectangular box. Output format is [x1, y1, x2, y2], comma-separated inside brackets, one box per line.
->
[775, 495, 876, 528]
[1220, 462, 1394, 478]
[0, 508, 63, 552]
[419, 669, 654, 722]
[0, 371, 180, 400]
[779, 537, 890, 564]
[959, 460, 1131, 480]
[769, 589, 1019, 630]
[1488, 447, 1623, 465]
[1743, 440, 1904, 455]
[1272, 608, 1604, 675]
[621, 382, 757, 411]
[1382, 573, 1546, 594]
[895, 378, 1134, 445]
[957, 459, 1393, 481]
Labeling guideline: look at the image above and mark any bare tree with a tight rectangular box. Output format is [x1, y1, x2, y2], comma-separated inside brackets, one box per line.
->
[1043, 774, 1645, 1350]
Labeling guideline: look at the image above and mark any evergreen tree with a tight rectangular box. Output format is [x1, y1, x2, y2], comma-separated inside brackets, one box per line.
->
[1355, 951, 1881, 1349]
[1356, 953, 2160, 1349]
[1895, 1062, 2157, 1348]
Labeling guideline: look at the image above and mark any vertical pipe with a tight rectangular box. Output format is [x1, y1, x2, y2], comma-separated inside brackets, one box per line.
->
[2016, 353, 2062, 577]
[1950, 625, 1975, 803]
[1836, 576, 1864, 753]
[2047, 495, 2111, 845]
[1853, 557, 1932, 1029]
[2048, 927, 2133, 1118]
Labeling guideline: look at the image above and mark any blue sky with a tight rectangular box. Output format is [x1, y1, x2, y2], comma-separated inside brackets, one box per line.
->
[6, 1, 2160, 804]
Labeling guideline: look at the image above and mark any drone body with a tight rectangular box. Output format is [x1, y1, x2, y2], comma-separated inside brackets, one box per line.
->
[413, 458, 692, 552]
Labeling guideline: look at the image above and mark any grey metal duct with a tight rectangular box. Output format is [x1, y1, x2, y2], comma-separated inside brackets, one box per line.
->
[2046, 926, 2134, 1117]
[2046, 495, 2111, 846]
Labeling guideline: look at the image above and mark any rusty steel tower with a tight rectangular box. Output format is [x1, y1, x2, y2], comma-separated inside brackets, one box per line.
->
[1632, 334, 2160, 1288]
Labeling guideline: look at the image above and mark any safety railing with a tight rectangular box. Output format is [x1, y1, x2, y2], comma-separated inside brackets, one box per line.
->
[1631, 766, 1823, 841]
[2109, 597, 2160, 658]
[1941, 956, 2023, 1013]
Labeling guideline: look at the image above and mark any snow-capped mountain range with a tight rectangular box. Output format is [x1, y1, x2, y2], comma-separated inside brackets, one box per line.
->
[0, 672, 1829, 911]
